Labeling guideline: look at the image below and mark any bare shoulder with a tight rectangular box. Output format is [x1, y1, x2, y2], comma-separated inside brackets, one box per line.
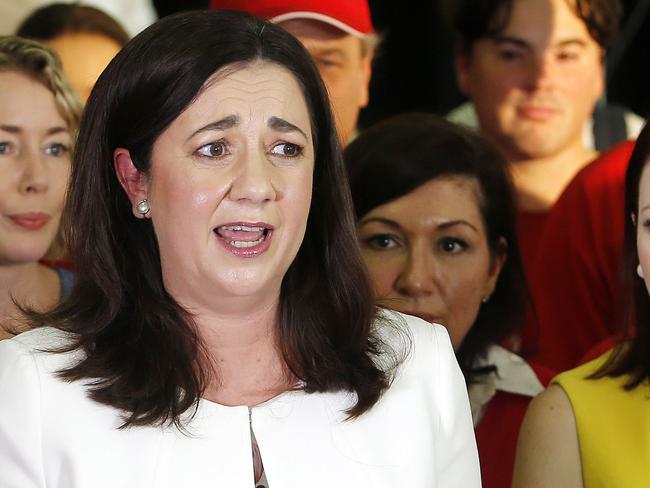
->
[512, 384, 583, 488]
[525, 383, 575, 425]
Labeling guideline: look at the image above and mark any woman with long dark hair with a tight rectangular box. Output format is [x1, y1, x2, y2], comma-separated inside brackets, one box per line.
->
[345, 113, 552, 488]
[513, 121, 650, 486]
[0, 11, 479, 487]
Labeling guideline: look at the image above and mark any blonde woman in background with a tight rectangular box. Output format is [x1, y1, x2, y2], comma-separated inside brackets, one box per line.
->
[0, 36, 82, 339]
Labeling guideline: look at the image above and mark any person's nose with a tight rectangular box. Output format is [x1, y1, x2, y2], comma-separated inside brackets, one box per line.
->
[18, 148, 49, 195]
[394, 246, 436, 299]
[228, 147, 277, 204]
[525, 53, 558, 92]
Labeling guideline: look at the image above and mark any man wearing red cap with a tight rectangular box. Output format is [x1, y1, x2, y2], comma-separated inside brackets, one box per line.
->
[210, 0, 375, 145]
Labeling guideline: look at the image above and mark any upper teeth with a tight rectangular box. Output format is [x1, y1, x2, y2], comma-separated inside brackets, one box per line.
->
[220, 225, 265, 232]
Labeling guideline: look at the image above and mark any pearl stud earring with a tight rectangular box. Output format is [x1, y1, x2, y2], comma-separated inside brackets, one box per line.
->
[136, 199, 150, 216]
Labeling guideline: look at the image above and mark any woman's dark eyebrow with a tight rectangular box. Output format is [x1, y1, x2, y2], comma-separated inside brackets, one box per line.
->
[187, 114, 239, 141]
[358, 217, 401, 230]
[438, 220, 479, 232]
[186, 114, 308, 141]
[268, 116, 308, 140]
[360, 217, 479, 233]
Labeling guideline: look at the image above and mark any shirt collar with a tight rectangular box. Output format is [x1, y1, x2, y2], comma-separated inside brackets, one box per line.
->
[468, 344, 544, 426]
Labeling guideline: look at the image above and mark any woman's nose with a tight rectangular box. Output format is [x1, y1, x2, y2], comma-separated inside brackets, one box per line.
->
[228, 148, 277, 204]
[18, 149, 49, 194]
[394, 249, 435, 298]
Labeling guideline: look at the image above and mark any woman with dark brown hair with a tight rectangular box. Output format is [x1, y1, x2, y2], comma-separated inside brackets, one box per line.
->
[0, 10, 479, 487]
[345, 113, 552, 488]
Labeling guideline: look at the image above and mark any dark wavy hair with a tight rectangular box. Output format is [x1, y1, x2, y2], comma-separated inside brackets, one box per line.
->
[345, 113, 529, 381]
[16, 3, 130, 46]
[592, 120, 650, 388]
[27, 10, 391, 428]
[450, 0, 622, 52]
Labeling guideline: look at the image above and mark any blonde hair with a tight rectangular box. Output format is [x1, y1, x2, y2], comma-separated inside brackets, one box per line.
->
[0, 35, 82, 133]
[0, 36, 83, 260]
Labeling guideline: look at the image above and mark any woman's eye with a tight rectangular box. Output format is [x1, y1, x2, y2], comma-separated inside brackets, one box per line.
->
[365, 234, 399, 250]
[45, 143, 69, 157]
[0, 141, 14, 155]
[438, 237, 468, 254]
[270, 142, 303, 158]
[196, 141, 227, 158]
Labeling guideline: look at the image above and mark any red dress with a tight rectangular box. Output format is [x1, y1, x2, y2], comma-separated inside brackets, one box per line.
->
[474, 361, 554, 488]
[527, 141, 635, 371]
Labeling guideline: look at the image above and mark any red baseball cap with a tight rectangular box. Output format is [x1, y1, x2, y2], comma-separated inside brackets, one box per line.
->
[209, 0, 374, 37]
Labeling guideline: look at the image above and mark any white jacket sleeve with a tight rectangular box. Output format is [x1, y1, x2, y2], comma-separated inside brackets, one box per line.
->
[431, 325, 482, 487]
[0, 338, 46, 487]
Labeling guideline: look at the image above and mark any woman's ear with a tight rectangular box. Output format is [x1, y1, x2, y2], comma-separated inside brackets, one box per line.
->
[114, 148, 149, 219]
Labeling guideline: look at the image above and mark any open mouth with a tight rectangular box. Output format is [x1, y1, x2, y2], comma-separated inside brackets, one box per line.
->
[214, 223, 273, 256]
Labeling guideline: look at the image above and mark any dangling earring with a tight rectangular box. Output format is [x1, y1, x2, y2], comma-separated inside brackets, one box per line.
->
[637, 264, 645, 279]
[136, 199, 150, 216]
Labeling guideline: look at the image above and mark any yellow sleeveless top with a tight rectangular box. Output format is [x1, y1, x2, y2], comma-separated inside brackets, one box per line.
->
[554, 351, 650, 487]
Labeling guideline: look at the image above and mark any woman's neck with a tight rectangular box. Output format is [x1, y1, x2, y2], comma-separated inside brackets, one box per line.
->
[190, 298, 295, 407]
[0, 262, 59, 339]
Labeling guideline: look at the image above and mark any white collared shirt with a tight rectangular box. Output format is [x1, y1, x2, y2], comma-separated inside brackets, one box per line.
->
[468, 344, 544, 426]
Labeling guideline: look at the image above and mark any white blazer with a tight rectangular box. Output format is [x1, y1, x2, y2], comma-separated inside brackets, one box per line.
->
[0, 311, 481, 487]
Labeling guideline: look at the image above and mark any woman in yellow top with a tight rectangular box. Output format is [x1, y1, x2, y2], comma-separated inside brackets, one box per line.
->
[512, 121, 650, 487]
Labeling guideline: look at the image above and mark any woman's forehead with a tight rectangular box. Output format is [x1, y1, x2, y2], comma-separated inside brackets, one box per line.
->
[176, 61, 312, 135]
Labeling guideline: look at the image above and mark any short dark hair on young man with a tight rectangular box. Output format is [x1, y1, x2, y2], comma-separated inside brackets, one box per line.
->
[28, 10, 392, 428]
[345, 113, 529, 381]
[16, 3, 130, 47]
[451, 0, 622, 53]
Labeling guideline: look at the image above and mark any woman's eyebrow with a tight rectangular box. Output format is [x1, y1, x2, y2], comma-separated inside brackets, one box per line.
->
[0, 124, 21, 134]
[187, 114, 240, 141]
[437, 220, 479, 232]
[0, 125, 68, 135]
[268, 116, 308, 140]
[46, 127, 69, 135]
[358, 217, 401, 229]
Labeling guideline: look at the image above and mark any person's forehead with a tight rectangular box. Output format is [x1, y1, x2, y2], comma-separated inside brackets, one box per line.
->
[174, 63, 311, 132]
[497, 0, 595, 45]
[0, 73, 68, 133]
[374, 176, 484, 220]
